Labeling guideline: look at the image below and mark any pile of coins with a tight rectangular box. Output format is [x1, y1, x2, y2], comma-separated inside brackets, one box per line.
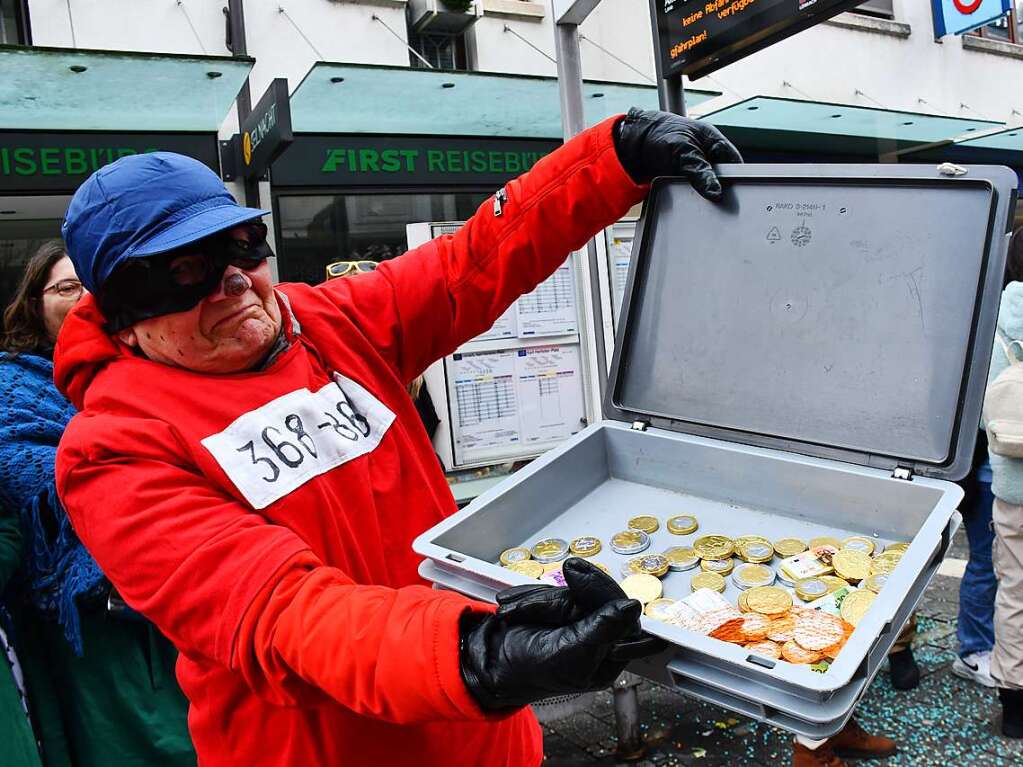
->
[495, 515, 911, 670]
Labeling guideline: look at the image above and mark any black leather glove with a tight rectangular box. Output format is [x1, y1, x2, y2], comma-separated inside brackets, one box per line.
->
[459, 558, 665, 711]
[613, 107, 743, 200]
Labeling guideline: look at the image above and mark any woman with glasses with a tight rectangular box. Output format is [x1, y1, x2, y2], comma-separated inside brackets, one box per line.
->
[0, 241, 196, 766]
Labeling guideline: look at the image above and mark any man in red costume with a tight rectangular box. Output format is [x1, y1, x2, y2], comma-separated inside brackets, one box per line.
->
[54, 110, 738, 765]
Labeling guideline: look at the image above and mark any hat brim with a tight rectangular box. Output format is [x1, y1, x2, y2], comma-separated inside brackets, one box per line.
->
[130, 203, 270, 258]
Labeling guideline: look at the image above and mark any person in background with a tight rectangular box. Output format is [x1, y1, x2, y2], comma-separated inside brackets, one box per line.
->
[951, 430, 997, 688]
[0, 241, 197, 766]
[985, 227, 1023, 738]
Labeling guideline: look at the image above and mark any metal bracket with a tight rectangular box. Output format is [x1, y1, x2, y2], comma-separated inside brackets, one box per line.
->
[937, 162, 968, 177]
[892, 466, 913, 481]
[631, 420, 649, 432]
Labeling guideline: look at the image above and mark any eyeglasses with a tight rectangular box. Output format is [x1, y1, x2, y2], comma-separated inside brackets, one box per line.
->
[325, 260, 378, 280]
[42, 279, 84, 300]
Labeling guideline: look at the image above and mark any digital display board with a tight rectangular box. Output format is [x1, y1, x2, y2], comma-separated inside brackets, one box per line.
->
[655, 0, 863, 79]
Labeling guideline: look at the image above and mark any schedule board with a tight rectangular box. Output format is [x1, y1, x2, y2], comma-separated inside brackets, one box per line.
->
[655, 0, 862, 79]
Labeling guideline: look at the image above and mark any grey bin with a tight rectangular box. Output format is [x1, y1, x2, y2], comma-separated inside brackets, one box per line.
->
[414, 164, 1016, 737]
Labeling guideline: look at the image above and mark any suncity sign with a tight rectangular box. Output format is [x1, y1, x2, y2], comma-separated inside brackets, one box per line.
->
[931, 0, 1012, 37]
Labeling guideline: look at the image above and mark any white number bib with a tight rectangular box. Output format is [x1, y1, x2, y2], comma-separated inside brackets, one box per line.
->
[202, 373, 396, 509]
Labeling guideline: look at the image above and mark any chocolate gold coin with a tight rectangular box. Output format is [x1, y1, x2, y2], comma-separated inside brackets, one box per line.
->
[734, 535, 773, 551]
[738, 541, 775, 564]
[809, 536, 843, 551]
[732, 563, 776, 590]
[832, 549, 872, 583]
[635, 554, 670, 578]
[841, 536, 876, 556]
[541, 562, 563, 575]
[869, 550, 903, 576]
[700, 557, 734, 576]
[611, 529, 651, 556]
[569, 536, 602, 557]
[663, 546, 700, 571]
[773, 538, 807, 558]
[622, 574, 663, 604]
[863, 574, 888, 594]
[666, 514, 699, 535]
[839, 589, 876, 627]
[691, 571, 726, 593]
[693, 535, 734, 561]
[737, 590, 752, 612]
[628, 515, 660, 534]
[821, 575, 852, 592]
[885, 542, 910, 554]
[645, 598, 677, 622]
[505, 560, 544, 579]
[745, 586, 793, 616]
[795, 577, 830, 602]
[530, 538, 569, 564]
[499, 547, 531, 566]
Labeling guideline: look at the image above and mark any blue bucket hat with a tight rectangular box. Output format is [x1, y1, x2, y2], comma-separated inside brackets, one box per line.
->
[62, 152, 268, 294]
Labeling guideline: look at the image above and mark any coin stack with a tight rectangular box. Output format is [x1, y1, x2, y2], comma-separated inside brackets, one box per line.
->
[492, 515, 911, 670]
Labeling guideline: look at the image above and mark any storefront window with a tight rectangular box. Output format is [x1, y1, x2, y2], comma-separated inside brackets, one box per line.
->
[970, 2, 1020, 43]
[0, 218, 65, 309]
[274, 191, 489, 285]
[0, 0, 28, 44]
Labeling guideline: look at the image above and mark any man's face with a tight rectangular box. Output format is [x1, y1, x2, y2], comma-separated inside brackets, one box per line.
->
[116, 226, 283, 374]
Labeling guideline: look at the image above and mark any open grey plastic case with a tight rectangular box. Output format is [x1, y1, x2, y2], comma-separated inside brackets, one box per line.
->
[415, 164, 1017, 736]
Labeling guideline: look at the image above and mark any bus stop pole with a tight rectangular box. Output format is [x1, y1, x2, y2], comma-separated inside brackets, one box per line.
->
[553, 3, 646, 758]
[647, 0, 686, 116]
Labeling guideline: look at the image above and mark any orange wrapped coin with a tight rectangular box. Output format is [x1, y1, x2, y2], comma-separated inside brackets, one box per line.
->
[819, 621, 855, 659]
[766, 614, 796, 643]
[739, 612, 771, 641]
[782, 640, 822, 664]
[794, 610, 846, 652]
[746, 640, 782, 660]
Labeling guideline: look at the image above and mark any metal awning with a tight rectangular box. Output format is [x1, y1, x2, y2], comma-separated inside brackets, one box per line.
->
[0, 45, 254, 131]
[288, 62, 719, 138]
[697, 96, 1004, 156]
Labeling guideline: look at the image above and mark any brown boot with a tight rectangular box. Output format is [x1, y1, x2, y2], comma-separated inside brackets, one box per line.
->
[792, 739, 845, 767]
[827, 717, 898, 759]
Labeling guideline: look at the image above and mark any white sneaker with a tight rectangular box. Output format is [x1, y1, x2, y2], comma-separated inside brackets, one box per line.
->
[952, 651, 997, 688]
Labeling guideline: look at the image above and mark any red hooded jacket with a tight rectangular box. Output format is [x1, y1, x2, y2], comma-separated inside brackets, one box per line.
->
[53, 117, 646, 766]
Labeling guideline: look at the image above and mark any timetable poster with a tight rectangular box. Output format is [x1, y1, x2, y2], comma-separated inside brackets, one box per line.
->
[517, 263, 578, 337]
[610, 234, 634, 322]
[514, 345, 586, 445]
[450, 350, 520, 459]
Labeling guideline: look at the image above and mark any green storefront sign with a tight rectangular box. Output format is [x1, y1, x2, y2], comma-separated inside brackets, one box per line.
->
[272, 135, 561, 187]
[0, 132, 220, 193]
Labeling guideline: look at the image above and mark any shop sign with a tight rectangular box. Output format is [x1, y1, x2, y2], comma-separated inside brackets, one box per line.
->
[653, 0, 862, 80]
[0, 132, 219, 193]
[271, 135, 560, 187]
[931, 0, 1011, 36]
[238, 78, 293, 179]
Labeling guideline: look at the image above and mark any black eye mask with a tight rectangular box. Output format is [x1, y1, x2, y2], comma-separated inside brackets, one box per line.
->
[99, 226, 272, 332]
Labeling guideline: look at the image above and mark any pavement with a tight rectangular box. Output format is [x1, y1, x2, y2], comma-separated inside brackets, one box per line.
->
[538, 528, 1023, 766]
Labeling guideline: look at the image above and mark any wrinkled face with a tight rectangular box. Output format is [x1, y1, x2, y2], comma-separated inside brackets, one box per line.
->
[117, 226, 282, 374]
[41, 256, 86, 343]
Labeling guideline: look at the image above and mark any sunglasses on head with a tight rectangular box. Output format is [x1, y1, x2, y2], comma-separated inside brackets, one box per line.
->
[325, 260, 378, 280]
[100, 221, 272, 331]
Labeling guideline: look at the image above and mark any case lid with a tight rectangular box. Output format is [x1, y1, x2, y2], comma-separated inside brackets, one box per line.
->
[605, 164, 1017, 481]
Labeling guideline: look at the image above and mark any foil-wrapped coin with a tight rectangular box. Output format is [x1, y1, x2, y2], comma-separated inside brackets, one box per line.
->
[610, 530, 651, 556]
[842, 536, 876, 556]
[821, 575, 852, 592]
[839, 589, 876, 627]
[622, 574, 663, 604]
[862, 573, 888, 594]
[628, 515, 660, 534]
[795, 577, 831, 602]
[499, 547, 531, 566]
[885, 542, 910, 553]
[870, 550, 904, 576]
[569, 536, 602, 557]
[745, 586, 793, 615]
[738, 541, 775, 564]
[737, 589, 752, 612]
[700, 557, 734, 576]
[782, 639, 823, 664]
[635, 554, 670, 578]
[666, 514, 699, 535]
[541, 562, 563, 574]
[809, 536, 843, 551]
[693, 535, 735, 561]
[832, 549, 872, 583]
[773, 538, 807, 558]
[734, 535, 772, 551]
[732, 563, 776, 590]
[663, 546, 700, 571]
[691, 571, 726, 593]
[645, 597, 677, 622]
[530, 538, 569, 564]
[505, 560, 544, 579]
[775, 566, 797, 587]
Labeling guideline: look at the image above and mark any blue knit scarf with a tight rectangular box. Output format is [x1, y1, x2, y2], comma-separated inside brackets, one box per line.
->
[0, 353, 106, 655]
